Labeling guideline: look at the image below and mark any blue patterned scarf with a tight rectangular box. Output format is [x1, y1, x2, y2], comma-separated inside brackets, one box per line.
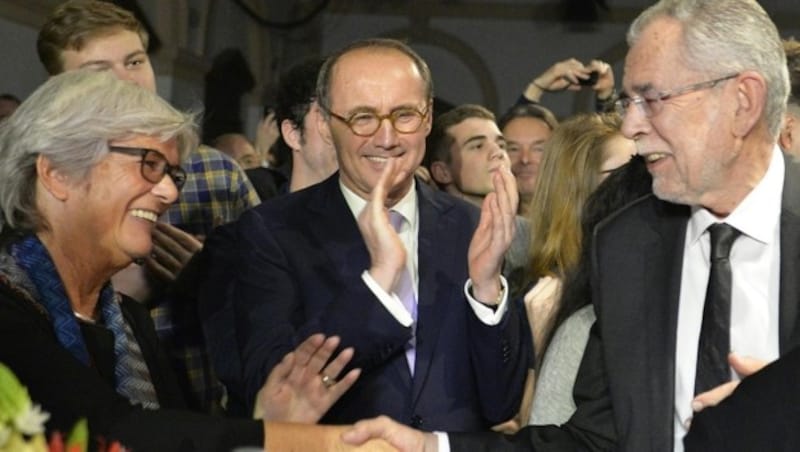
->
[7, 235, 159, 409]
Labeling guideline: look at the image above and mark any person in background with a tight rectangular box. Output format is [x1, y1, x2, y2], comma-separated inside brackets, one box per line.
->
[275, 58, 339, 193]
[500, 56, 617, 217]
[779, 37, 800, 158]
[255, 109, 281, 167]
[213, 132, 262, 170]
[498, 103, 558, 216]
[513, 112, 635, 428]
[0, 93, 20, 122]
[425, 103, 530, 291]
[526, 149, 645, 428]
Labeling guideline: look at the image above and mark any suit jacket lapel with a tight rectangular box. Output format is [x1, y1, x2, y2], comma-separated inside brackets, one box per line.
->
[779, 156, 800, 351]
[307, 174, 413, 385]
[306, 174, 371, 281]
[643, 199, 689, 450]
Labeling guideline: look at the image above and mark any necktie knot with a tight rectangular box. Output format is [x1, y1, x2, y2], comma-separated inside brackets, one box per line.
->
[708, 223, 740, 262]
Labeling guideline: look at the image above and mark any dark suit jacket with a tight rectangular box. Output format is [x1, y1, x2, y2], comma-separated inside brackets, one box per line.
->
[0, 281, 262, 451]
[450, 154, 800, 451]
[684, 345, 800, 451]
[230, 173, 529, 431]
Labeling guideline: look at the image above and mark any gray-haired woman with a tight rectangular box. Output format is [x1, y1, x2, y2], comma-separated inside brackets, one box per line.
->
[0, 69, 358, 451]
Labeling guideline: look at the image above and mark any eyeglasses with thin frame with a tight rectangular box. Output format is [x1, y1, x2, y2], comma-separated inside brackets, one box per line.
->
[320, 103, 430, 137]
[108, 146, 187, 191]
[614, 73, 739, 118]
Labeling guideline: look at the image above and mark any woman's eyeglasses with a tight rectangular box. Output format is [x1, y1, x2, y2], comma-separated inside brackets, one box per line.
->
[108, 146, 187, 190]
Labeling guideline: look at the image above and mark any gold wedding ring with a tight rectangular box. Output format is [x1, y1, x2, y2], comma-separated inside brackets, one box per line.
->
[321, 374, 335, 388]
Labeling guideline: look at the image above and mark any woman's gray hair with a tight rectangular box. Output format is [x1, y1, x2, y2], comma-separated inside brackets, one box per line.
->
[0, 69, 198, 231]
[628, 0, 789, 137]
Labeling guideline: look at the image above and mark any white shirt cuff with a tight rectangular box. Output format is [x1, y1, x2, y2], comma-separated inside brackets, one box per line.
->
[463, 276, 509, 326]
[361, 270, 414, 327]
[434, 432, 451, 452]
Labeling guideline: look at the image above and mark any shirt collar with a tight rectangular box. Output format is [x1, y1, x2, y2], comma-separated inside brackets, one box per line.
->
[688, 145, 784, 245]
[339, 177, 419, 228]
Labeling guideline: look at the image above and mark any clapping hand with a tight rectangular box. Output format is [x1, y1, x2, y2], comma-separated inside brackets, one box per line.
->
[358, 158, 408, 294]
[468, 165, 518, 304]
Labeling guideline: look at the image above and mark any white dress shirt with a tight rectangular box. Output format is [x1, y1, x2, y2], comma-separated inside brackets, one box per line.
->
[339, 179, 509, 330]
[672, 146, 783, 451]
[437, 147, 785, 452]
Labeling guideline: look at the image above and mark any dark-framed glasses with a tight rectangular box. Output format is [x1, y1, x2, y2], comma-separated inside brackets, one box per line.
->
[321, 103, 430, 137]
[108, 146, 187, 191]
[614, 73, 739, 118]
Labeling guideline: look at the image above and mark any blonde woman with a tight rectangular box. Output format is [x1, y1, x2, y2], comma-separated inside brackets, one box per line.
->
[519, 113, 638, 425]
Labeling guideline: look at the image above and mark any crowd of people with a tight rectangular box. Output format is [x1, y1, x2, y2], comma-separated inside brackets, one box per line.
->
[2, 0, 800, 451]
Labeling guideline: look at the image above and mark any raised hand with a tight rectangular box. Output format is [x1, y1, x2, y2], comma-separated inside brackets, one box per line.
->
[358, 158, 408, 293]
[145, 222, 203, 282]
[255, 111, 280, 164]
[468, 165, 518, 304]
[525, 58, 595, 101]
[586, 59, 616, 100]
[255, 334, 361, 423]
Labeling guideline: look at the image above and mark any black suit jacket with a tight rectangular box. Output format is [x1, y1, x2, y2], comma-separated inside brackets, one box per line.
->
[229, 173, 529, 431]
[683, 345, 800, 451]
[0, 281, 262, 451]
[450, 154, 800, 451]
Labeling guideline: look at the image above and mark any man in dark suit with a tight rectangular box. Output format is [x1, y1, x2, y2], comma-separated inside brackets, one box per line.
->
[227, 38, 529, 430]
[341, 0, 800, 450]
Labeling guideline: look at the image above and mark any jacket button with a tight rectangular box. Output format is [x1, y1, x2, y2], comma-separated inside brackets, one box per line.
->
[411, 415, 423, 428]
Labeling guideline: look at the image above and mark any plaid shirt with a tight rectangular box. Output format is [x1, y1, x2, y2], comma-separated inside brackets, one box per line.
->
[153, 145, 260, 413]
[163, 145, 260, 236]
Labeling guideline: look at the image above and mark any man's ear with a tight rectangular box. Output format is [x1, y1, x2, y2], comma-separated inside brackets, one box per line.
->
[36, 155, 70, 201]
[281, 119, 303, 151]
[430, 161, 453, 185]
[732, 71, 766, 138]
[779, 114, 795, 151]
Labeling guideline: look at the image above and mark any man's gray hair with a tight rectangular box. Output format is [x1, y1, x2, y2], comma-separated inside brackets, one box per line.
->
[0, 69, 198, 231]
[628, 0, 789, 137]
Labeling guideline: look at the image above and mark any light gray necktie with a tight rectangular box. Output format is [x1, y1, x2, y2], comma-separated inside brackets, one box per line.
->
[389, 210, 418, 375]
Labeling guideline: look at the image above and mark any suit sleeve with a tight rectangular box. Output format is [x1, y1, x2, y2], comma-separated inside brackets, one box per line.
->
[466, 295, 532, 424]
[232, 208, 414, 405]
[450, 321, 616, 451]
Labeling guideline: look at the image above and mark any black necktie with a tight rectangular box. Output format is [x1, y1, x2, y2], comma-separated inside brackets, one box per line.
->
[694, 223, 741, 395]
